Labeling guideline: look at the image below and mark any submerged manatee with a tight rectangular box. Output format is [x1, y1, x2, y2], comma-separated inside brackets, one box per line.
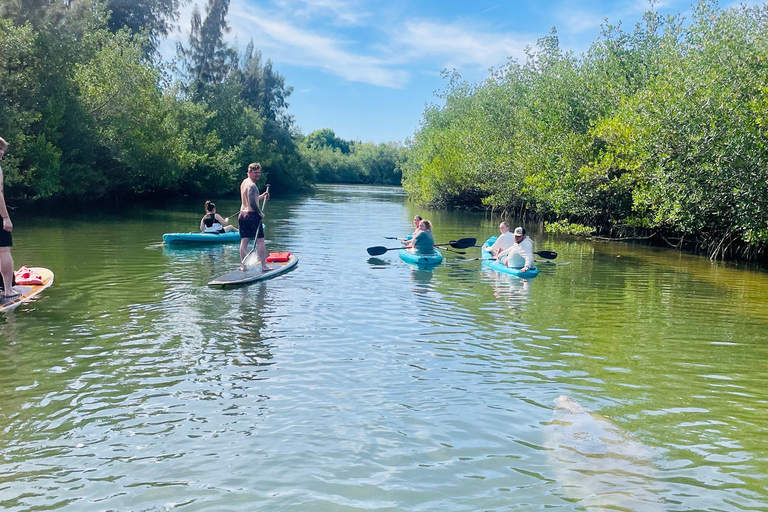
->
[545, 395, 663, 511]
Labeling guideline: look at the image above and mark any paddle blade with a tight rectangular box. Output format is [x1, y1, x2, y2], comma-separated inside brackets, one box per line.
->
[450, 237, 477, 249]
[367, 246, 389, 256]
[243, 250, 260, 267]
[535, 250, 558, 259]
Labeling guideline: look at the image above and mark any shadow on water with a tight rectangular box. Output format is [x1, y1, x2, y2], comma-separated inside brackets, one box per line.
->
[366, 257, 390, 267]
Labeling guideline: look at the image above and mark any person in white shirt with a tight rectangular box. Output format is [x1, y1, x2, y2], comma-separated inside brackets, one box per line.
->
[497, 226, 534, 272]
[483, 222, 515, 258]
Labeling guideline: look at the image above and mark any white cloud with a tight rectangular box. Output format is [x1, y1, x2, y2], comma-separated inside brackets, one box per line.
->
[269, 0, 371, 26]
[387, 20, 534, 69]
[168, 1, 539, 89]
[231, 6, 409, 88]
[555, 8, 606, 34]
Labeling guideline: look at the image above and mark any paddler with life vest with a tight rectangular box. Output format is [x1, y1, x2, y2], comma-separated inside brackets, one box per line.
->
[200, 201, 236, 233]
[496, 226, 535, 273]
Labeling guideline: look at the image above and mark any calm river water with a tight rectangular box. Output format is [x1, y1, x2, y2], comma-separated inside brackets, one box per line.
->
[1, 184, 767, 511]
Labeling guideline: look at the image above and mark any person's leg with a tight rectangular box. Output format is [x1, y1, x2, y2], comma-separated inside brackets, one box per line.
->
[240, 237, 251, 270]
[0, 247, 17, 297]
[257, 238, 273, 272]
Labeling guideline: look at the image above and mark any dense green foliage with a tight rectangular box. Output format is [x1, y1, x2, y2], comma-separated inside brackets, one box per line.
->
[403, 1, 768, 258]
[300, 129, 404, 185]
[0, 0, 318, 201]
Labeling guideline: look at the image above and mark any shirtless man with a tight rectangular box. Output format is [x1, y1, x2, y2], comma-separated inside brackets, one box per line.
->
[238, 162, 272, 272]
[0, 137, 18, 298]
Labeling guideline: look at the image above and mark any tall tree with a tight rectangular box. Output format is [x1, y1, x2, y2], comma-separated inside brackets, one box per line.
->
[105, 0, 185, 54]
[178, 0, 236, 92]
[237, 40, 293, 126]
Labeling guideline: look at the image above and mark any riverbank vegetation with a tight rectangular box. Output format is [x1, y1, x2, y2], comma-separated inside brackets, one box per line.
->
[0, 0, 401, 202]
[299, 129, 403, 185]
[402, 1, 768, 260]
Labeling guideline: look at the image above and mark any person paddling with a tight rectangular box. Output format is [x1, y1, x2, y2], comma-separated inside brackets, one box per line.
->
[483, 221, 515, 258]
[497, 226, 535, 273]
[403, 220, 434, 255]
[200, 201, 235, 233]
[238, 163, 273, 272]
[0, 136, 18, 298]
[402, 215, 423, 246]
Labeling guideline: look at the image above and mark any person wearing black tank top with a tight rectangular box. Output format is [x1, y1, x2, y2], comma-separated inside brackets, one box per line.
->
[200, 201, 235, 233]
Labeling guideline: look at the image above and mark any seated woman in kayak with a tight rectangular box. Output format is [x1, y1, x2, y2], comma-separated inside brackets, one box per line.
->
[200, 201, 236, 233]
[497, 226, 534, 272]
[402, 215, 423, 245]
[403, 219, 435, 254]
[483, 221, 516, 258]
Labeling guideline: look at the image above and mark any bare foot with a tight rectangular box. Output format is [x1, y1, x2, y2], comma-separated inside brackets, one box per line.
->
[3, 288, 21, 299]
[261, 266, 274, 272]
[240, 264, 248, 272]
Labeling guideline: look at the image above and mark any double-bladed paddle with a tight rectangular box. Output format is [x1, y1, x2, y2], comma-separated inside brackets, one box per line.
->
[463, 249, 558, 262]
[366, 237, 477, 256]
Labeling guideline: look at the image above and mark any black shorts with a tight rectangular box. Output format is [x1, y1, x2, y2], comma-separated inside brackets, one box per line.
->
[238, 212, 264, 239]
[0, 229, 11, 248]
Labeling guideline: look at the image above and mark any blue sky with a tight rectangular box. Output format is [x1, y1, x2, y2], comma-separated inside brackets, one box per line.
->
[160, 0, 734, 144]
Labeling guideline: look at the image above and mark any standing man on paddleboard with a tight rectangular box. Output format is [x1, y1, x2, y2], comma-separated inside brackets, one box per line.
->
[0, 137, 18, 298]
[238, 162, 273, 272]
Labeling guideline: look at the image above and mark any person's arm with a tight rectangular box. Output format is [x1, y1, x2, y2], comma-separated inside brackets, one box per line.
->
[521, 240, 534, 271]
[200, 217, 206, 232]
[497, 245, 512, 260]
[248, 186, 263, 217]
[215, 213, 228, 226]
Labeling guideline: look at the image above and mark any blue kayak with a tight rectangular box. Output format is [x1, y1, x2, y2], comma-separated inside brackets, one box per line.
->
[481, 236, 539, 278]
[399, 248, 443, 266]
[163, 231, 240, 245]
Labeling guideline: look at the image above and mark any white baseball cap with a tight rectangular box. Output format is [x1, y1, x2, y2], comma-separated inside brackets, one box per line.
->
[513, 227, 525, 236]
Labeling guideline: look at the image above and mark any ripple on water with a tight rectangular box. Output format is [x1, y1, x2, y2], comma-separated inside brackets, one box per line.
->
[1, 186, 767, 511]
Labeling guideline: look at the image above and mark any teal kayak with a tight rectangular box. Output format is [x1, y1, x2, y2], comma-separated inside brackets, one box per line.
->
[481, 236, 539, 278]
[163, 231, 240, 245]
[398, 248, 443, 266]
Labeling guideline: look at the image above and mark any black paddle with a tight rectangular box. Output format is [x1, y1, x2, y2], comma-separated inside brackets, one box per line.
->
[367, 237, 476, 256]
[464, 249, 558, 262]
[436, 237, 476, 249]
[534, 250, 557, 259]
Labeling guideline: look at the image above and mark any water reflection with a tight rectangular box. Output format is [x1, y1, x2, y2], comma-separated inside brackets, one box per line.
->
[1, 185, 767, 511]
[410, 265, 434, 293]
[481, 268, 531, 312]
[366, 257, 390, 267]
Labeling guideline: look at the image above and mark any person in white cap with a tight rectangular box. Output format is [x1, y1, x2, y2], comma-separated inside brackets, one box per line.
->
[483, 221, 516, 258]
[497, 226, 534, 272]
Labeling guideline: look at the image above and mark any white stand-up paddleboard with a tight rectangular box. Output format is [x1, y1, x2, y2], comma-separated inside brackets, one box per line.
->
[208, 255, 298, 287]
[0, 267, 55, 313]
